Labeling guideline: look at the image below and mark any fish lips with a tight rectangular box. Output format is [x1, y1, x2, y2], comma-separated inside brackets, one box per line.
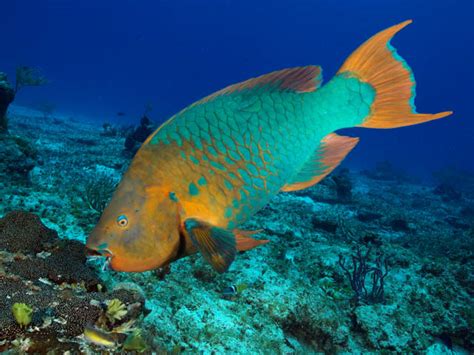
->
[85, 247, 113, 258]
[85, 243, 115, 270]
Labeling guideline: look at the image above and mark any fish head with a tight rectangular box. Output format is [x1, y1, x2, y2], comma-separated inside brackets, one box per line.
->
[86, 177, 180, 272]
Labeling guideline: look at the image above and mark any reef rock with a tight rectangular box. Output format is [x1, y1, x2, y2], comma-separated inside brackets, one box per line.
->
[0, 211, 148, 353]
[0, 134, 38, 182]
[0, 72, 15, 133]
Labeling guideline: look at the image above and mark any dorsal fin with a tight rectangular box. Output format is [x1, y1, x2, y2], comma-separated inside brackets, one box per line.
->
[282, 133, 359, 192]
[144, 66, 324, 147]
[197, 66, 323, 105]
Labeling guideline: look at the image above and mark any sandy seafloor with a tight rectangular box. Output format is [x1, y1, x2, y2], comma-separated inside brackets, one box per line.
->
[0, 106, 473, 354]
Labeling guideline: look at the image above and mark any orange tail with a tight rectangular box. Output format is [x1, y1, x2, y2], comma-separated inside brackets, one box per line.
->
[338, 20, 452, 128]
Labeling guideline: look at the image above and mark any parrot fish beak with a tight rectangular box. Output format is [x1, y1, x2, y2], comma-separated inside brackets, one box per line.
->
[85, 245, 114, 271]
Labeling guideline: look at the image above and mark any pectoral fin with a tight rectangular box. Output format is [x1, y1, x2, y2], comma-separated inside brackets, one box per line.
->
[184, 218, 236, 273]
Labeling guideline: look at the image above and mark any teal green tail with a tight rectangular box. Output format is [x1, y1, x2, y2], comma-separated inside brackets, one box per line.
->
[284, 20, 452, 192]
[317, 19, 452, 131]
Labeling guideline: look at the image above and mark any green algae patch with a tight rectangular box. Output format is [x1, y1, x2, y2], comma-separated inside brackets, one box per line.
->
[12, 303, 33, 328]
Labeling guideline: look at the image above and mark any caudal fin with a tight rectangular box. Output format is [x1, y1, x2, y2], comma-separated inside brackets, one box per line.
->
[337, 20, 452, 128]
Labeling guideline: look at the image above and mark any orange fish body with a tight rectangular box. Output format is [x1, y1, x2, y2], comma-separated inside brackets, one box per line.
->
[87, 21, 451, 273]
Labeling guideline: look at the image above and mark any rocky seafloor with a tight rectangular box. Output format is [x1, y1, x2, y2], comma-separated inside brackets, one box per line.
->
[0, 106, 473, 354]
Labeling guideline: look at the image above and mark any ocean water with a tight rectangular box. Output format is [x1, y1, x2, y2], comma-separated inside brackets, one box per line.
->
[0, 0, 473, 353]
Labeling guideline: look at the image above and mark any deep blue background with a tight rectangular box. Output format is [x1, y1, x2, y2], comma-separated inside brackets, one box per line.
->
[1, 0, 472, 177]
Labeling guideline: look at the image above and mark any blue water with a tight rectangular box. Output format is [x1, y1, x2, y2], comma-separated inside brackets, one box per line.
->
[1, 0, 473, 176]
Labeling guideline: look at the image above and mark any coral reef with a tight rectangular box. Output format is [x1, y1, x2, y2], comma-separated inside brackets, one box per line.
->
[14, 66, 48, 93]
[83, 172, 118, 214]
[0, 106, 473, 353]
[0, 134, 38, 182]
[123, 115, 155, 156]
[0, 66, 47, 134]
[0, 211, 148, 352]
[0, 73, 15, 133]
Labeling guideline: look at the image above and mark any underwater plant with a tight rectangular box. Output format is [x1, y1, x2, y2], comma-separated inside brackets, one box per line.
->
[11, 303, 33, 328]
[0, 66, 47, 133]
[14, 66, 48, 94]
[106, 299, 127, 324]
[123, 329, 148, 352]
[11, 337, 33, 352]
[83, 173, 118, 214]
[338, 246, 389, 304]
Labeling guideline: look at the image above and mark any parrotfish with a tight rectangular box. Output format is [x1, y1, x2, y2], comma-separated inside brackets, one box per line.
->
[87, 20, 452, 273]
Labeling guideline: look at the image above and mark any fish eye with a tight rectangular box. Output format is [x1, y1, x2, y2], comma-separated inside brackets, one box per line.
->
[117, 215, 128, 227]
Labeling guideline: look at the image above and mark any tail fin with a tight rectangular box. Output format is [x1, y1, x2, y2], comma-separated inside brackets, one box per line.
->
[337, 20, 452, 128]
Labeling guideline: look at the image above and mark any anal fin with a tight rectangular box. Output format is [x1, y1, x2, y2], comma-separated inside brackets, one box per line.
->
[282, 133, 359, 192]
[184, 218, 236, 273]
[234, 229, 269, 251]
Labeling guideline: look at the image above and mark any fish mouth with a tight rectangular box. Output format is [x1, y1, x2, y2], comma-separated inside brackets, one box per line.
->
[85, 247, 114, 271]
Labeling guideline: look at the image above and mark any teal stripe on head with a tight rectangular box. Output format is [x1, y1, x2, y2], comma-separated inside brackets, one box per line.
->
[169, 192, 179, 202]
[97, 243, 109, 250]
[189, 182, 199, 196]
